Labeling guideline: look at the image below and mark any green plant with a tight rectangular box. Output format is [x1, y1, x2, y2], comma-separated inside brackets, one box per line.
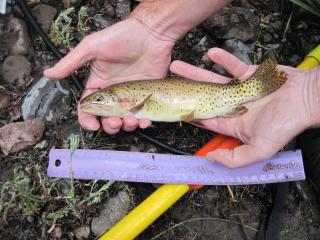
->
[0, 167, 46, 218]
[77, 6, 90, 36]
[290, 0, 320, 17]
[49, 7, 75, 48]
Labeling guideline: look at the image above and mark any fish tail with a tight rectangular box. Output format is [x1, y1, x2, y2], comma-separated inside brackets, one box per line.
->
[252, 58, 288, 88]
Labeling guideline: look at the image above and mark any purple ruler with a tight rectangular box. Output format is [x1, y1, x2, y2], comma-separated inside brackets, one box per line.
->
[48, 149, 305, 185]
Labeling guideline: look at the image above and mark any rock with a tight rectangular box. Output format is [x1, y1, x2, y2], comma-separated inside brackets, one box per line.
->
[2, 55, 32, 88]
[52, 226, 63, 239]
[70, 0, 84, 7]
[193, 35, 215, 53]
[31, 4, 57, 33]
[74, 225, 90, 240]
[202, 7, 260, 42]
[104, 3, 115, 18]
[212, 39, 254, 76]
[223, 39, 254, 64]
[91, 191, 132, 236]
[35, 139, 48, 149]
[5, 17, 33, 55]
[0, 93, 10, 109]
[93, 14, 114, 29]
[21, 76, 71, 123]
[115, 0, 130, 19]
[263, 32, 273, 43]
[60, 121, 81, 142]
[0, 119, 45, 155]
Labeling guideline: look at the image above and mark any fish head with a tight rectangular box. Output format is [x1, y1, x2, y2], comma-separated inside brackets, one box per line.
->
[80, 87, 136, 117]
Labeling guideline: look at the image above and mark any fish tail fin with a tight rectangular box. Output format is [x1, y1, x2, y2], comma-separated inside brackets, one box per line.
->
[252, 58, 288, 88]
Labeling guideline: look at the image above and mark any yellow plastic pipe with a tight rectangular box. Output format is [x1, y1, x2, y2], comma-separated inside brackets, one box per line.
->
[99, 44, 320, 240]
[297, 44, 320, 70]
[99, 184, 189, 240]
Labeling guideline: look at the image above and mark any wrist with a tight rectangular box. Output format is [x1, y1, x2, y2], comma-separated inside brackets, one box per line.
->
[129, 0, 229, 41]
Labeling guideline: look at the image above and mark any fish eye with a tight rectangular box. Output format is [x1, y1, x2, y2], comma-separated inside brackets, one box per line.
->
[94, 95, 104, 103]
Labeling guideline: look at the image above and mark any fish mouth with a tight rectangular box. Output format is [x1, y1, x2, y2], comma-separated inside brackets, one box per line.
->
[80, 103, 113, 117]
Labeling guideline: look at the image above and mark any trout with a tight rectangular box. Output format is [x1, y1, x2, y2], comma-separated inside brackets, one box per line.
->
[80, 59, 288, 122]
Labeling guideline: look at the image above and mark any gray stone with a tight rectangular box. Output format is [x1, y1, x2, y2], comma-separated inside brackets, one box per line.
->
[193, 35, 215, 53]
[212, 39, 254, 76]
[2, 55, 32, 88]
[32, 4, 57, 33]
[202, 7, 260, 42]
[116, 0, 130, 19]
[91, 191, 132, 236]
[21, 76, 71, 123]
[93, 14, 114, 29]
[74, 225, 91, 240]
[5, 17, 33, 55]
[223, 39, 254, 65]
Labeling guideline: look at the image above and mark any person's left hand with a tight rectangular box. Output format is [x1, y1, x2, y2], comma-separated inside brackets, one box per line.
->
[170, 48, 320, 168]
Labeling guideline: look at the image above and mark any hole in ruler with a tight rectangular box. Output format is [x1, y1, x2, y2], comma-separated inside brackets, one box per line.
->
[55, 159, 61, 167]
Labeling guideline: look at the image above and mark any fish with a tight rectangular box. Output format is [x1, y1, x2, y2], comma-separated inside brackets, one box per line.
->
[80, 58, 288, 122]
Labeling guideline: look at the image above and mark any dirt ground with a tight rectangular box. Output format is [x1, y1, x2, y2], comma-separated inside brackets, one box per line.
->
[1, 0, 320, 239]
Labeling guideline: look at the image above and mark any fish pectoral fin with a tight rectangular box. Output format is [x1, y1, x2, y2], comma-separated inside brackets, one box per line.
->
[226, 106, 248, 117]
[181, 110, 195, 122]
[129, 93, 153, 114]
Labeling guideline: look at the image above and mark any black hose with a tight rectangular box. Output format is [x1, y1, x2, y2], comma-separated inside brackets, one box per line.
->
[16, 0, 83, 90]
[136, 131, 190, 155]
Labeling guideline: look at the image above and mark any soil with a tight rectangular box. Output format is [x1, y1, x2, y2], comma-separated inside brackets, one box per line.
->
[1, 0, 320, 240]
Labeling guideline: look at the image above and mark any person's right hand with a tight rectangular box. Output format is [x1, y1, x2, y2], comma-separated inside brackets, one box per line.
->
[44, 19, 175, 134]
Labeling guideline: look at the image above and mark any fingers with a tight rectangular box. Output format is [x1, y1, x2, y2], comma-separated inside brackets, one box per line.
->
[102, 117, 122, 135]
[44, 36, 94, 79]
[207, 144, 273, 168]
[170, 60, 231, 84]
[101, 116, 152, 135]
[78, 89, 101, 131]
[208, 48, 255, 80]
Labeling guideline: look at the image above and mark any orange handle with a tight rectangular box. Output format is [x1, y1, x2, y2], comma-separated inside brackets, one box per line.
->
[189, 134, 242, 190]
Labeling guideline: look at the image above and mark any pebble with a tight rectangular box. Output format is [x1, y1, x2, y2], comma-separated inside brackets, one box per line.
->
[0, 93, 11, 109]
[91, 191, 132, 236]
[2, 55, 32, 88]
[32, 4, 58, 33]
[104, 3, 116, 18]
[21, 76, 71, 123]
[193, 35, 215, 53]
[74, 225, 91, 239]
[115, 0, 131, 19]
[5, 17, 33, 56]
[52, 226, 63, 239]
[93, 14, 114, 29]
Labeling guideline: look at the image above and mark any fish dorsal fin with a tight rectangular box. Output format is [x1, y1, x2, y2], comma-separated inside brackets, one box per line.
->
[129, 93, 153, 114]
[252, 58, 277, 79]
[229, 78, 241, 85]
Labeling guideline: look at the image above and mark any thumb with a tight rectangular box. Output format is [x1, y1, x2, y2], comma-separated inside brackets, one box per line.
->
[207, 144, 273, 168]
[44, 36, 94, 79]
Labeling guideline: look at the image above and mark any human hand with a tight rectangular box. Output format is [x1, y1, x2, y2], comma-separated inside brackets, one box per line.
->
[44, 19, 174, 134]
[170, 48, 320, 168]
